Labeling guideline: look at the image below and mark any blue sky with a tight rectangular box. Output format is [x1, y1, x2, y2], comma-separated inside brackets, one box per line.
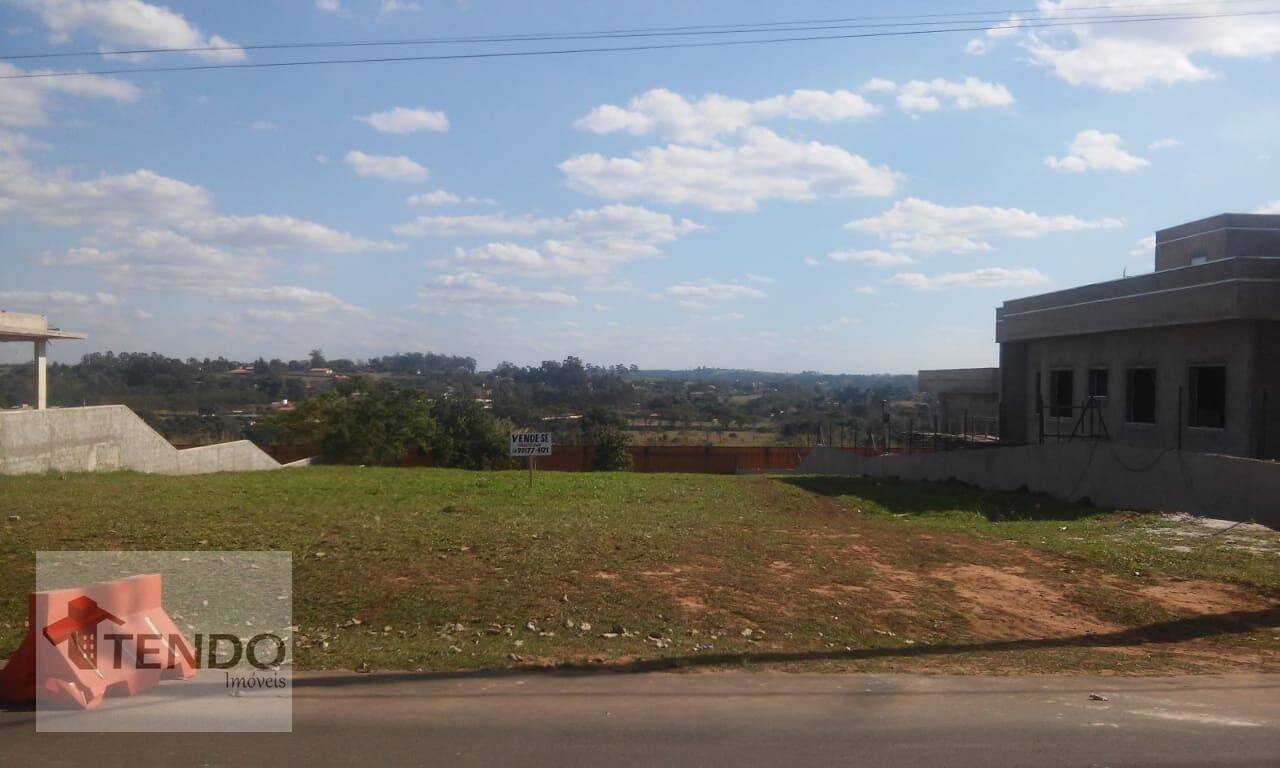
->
[1, 1, 1278, 372]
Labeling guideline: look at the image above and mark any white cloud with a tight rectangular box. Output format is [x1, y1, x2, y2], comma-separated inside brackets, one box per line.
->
[0, 289, 123, 306]
[887, 267, 1050, 291]
[187, 214, 402, 254]
[964, 38, 987, 55]
[344, 150, 429, 182]
[402, 205, 703, 278]
[0, 62, 140, 127]
[215, 285, 368, 317]
[853, 285, 878, 295]
[744, 273, 774, 284]
[562, 127, 900, 212]
[396, 204, 700, 240]
[379, 0, 420, 15]
[665, 279, 766, 308]
[248, 120, 277, 131]
[846, 198, 1122, 253]
[1045, 130, 1149, 173]
[356, 106, 449, 135]
[575, 87, 879, 144]
[1017, 2, 1280, 91]
[407, 189, 495, 207]
[1148, 138, 1181, 150]
[14, 0, 245, 61]
[825, 249, 915, 266]
[37, 246, 117, 266]
[865, 77, 1013, 114]
[316, 0, 340, 12]
[4, 148, 398, 293]
[1255, 201, 1280, 214]
[418, 273, 577, 308]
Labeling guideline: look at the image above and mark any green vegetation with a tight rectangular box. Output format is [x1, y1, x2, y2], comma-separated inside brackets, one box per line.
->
[2, 350, 920, 449]
[266, 380, 508, 467]
[2, 470, 1273, 675]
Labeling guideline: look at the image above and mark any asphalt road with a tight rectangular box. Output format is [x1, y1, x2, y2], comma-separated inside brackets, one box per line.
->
[2, 671, 1277, 767]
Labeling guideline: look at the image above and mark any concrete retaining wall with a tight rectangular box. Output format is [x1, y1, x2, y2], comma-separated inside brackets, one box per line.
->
[0, 405, 281, 476]
[798, 442, 1280, 528]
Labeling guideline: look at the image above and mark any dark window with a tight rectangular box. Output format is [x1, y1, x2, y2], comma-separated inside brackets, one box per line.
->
[1088, 368, 1109, 399]
[1189, 366, 1226, 429]
[1126, 368, 1157, 424]
[1049, 370, 1074, 418]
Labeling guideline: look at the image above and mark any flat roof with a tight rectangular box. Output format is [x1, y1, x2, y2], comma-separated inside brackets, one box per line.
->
[996, 256, 1280, 343]
[0, 310, 87, 342]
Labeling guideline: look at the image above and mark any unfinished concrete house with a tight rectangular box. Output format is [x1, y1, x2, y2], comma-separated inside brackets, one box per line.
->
[997, 213, 1280, 459]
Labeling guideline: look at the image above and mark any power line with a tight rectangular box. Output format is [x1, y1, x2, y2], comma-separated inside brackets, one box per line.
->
[3, 9, 1276, 80]
[0, 0, 1270, 62]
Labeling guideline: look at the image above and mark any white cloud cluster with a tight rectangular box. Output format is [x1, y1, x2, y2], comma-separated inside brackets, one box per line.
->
[846, 198, 1122, 253]
[344, 150, 429, 182]
[3, 140, 399, 297]
[407, 190, 495, 207]
[418, 272, 577, 309]
[357, 106, 449, 135]
[863, 77, 1014, 114]
[825, 249, 915, 266]
[316, 0, 340, 12]
[13, 0, 245, 61]
[665, 279, 766, 309]
[887, 267, 1050, 291]
[379, 0, 421, 16]
[0, 62, 140, 127]
[399, 204, 703, 277]
[1256, 201, 1280, 214]
[0, 289, 124, 307]
[214, 285, 370, 322]
[563, 127, 899, 212]
[1014, 2, 1280, 91]
[575, 87, 879, 144]
[1045, 129, 1149, 173]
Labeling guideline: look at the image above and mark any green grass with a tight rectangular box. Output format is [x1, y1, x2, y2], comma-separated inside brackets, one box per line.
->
[1, 468, 1276, 675]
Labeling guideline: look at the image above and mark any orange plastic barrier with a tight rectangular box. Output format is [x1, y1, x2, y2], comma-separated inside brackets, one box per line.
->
[0, 573, 194, 709]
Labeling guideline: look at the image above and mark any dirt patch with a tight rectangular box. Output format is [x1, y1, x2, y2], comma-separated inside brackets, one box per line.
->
[592, 571, 619, 581]
[675, 595, 708, 612]
[1139, 580, 1274, 615]
[932, 564, 1118, 639]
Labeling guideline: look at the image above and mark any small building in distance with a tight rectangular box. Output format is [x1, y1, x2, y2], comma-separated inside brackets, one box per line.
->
[917, 367, 999, 436]
[997, 213, 1280, 459]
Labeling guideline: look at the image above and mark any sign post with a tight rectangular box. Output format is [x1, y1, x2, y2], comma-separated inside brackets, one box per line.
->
[509, 432, 552, 489]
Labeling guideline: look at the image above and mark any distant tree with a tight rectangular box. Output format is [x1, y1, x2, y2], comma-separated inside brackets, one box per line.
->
[429, 398, 507, 470]
[308, 349, 326, 368]
[588, 424, 633, 471]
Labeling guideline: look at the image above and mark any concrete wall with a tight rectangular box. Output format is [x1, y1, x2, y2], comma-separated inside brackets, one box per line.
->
[0, 405, 281, 476]
[1003, 320, 1273, 458]
[797, 443, 1280, 528]
[1155, 213, 1280, 271]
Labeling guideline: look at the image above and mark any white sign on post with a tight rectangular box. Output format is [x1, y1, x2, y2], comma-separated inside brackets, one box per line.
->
[509, 432, 552, 457]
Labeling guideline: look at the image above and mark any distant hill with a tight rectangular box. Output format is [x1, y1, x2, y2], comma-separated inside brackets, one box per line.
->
[630, 368, 916, 389]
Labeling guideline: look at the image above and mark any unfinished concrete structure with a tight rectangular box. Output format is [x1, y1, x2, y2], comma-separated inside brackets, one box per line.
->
[0, 405, 281, 475]
[917, 368, 999, 436]
[997, 213, 1280, 459]
[0, 311, 85, 410]
[0, 309, 285, 476]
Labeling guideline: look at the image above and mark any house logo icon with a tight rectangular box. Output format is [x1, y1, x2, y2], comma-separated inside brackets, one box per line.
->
[42, 596, 124, 671]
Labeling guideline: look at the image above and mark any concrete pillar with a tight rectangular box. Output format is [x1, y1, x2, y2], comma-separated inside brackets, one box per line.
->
[34, 339, 47, 410]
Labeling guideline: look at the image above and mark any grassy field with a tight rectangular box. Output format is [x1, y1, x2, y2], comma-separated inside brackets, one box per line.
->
[1, 468, 1277, 675]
